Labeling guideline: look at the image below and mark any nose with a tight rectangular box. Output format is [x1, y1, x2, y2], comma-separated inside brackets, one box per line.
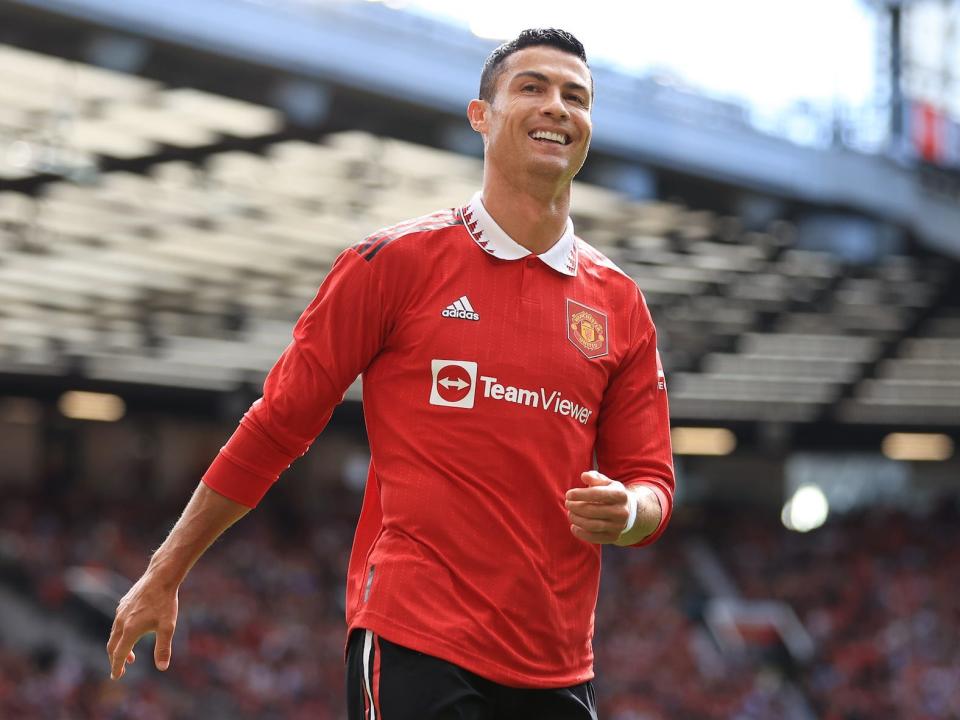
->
[541, 87, 569, 121]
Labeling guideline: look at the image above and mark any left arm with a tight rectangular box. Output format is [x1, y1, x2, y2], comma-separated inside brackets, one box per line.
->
[566, 289, 675, 547]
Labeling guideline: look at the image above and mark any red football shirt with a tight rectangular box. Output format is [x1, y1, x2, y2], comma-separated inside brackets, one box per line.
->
[203, 192, 675, 688]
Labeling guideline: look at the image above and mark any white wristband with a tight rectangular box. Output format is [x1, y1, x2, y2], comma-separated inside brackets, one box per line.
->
[619, 490, 640, 538]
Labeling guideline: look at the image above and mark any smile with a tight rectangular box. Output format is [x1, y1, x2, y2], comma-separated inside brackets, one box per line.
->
[528, 130, 570, 145]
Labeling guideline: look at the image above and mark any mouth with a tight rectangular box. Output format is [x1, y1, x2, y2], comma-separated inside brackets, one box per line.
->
[528, 130, 570, 146]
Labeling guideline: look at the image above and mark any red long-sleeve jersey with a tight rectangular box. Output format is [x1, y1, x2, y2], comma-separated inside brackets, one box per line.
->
[203, 192, 675, 688]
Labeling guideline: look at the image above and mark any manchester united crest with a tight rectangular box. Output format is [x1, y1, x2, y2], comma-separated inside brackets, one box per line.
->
[566, 299, 608, 359]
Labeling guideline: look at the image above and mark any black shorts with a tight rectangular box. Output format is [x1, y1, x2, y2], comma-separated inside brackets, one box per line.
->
[346, 629, 598, 720]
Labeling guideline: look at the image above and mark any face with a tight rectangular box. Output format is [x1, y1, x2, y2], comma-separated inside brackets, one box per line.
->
[469, 45, 593, 185]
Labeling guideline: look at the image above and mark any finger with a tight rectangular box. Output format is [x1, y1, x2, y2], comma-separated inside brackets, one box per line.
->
[121, 651, 136, 677]
[569, 524, 617, 545]
[566, 487, 626, 504]
[111, 633, 138, 680]
[566, 500, 629, 521]
[569, 512, 623, 535]
[106, 618, 123, 665]
[155, 622, 175, 671]
[580, 471, 612, 486]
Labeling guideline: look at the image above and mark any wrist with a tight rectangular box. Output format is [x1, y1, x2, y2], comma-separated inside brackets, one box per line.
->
[615, 485, 660, 546]
[145, 552, 186, 591]
[618, 490, 640, 539]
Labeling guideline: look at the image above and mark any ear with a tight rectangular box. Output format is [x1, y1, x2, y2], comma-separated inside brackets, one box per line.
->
[467, 98, 489, 136]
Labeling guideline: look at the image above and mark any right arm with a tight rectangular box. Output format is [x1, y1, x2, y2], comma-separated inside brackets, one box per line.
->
[106, 245, 396, 679]
[106, 481, 249, 679]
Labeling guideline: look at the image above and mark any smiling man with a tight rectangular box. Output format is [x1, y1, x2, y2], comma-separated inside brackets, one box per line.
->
[106, 28, 674, 720]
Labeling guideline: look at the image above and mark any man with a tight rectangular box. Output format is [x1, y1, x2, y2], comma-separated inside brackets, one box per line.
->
[107, 28, 674, 719]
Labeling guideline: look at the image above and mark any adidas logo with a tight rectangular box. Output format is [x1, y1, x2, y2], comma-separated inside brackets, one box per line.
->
[441, 295, 480, 321]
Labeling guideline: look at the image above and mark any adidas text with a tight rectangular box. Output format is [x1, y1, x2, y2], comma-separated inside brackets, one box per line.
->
[441, 295, 480, 321]
[442, 308, 480, 321]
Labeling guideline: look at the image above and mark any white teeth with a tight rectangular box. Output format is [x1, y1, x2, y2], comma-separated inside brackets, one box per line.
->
[530, 130, 567, 145]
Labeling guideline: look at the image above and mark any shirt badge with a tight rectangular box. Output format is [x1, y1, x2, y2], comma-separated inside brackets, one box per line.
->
[566, 299, 608, 359]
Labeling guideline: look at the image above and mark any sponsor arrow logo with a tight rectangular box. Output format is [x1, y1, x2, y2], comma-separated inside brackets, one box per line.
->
[439, 377, 469, 391]
[430, 360, 478, 408]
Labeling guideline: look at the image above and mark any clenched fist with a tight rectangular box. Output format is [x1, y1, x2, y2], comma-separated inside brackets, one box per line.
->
[565, 470, 659, 545]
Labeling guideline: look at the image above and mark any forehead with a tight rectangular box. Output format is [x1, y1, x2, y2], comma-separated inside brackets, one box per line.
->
[501, 46, 591, 91]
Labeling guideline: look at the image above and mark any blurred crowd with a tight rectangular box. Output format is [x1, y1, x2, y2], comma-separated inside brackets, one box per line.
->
[1, 479, 958, 719]
[715, 503, 960, 720]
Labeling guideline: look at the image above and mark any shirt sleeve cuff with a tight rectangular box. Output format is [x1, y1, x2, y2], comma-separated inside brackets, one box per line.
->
[202, 450, 277, 508]
[625, 480, 671, 547]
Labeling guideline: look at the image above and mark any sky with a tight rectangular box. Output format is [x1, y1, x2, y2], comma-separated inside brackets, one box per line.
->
[392, 0, 880, 124]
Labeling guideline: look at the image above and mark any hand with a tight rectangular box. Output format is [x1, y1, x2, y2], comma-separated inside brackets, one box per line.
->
[565, 471, 632, 545]
[106, 572, 179, 680]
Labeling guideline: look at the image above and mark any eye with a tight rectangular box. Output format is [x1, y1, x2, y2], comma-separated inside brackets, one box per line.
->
[567, 94, 587, 106]
[521, 83, 540, 92]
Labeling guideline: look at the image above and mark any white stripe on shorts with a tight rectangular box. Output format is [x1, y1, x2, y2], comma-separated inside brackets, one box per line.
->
[362, 629, 377, 720]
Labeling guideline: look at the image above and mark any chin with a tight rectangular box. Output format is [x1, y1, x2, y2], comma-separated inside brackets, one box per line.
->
[526, 157, 577, 181]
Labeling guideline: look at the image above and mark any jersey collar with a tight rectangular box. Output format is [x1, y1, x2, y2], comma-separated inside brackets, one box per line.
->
[460, 191, 579, 277]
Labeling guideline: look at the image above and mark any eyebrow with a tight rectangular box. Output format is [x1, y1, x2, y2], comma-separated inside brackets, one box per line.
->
[512, 70, 590, 98]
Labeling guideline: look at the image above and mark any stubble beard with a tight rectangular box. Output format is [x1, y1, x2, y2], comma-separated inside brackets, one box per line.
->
[507, 138, 582, 189]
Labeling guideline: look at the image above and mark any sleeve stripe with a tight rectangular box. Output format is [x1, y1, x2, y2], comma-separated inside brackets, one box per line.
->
[353, 214, 460, 262]
[358, 236, 392, 261]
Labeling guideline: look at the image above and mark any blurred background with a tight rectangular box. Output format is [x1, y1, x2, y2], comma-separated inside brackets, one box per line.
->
[0, 0, 958, 718]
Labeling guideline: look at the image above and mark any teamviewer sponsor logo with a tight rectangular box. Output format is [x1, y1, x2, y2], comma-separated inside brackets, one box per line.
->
[479, 376, 594, 425]
[430, 359, 478, 408]
[429, 361, 594, 424]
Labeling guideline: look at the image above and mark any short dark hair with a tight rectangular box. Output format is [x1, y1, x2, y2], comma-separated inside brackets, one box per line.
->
[478, 28, 591, 103]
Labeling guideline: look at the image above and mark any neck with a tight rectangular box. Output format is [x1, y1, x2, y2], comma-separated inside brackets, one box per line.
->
[480, 164, 571, 255]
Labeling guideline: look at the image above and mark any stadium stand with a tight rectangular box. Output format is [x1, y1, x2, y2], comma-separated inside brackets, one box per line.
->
[3, 131, 958, 426]
[841, 299, 960, 426]
[2, 40, 958, 430]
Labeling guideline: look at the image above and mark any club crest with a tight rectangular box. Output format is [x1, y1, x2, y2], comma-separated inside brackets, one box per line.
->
[567, 299, 608, 359]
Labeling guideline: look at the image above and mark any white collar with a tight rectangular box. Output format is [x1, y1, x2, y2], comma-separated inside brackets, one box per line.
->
[459, 191, 579, 277]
